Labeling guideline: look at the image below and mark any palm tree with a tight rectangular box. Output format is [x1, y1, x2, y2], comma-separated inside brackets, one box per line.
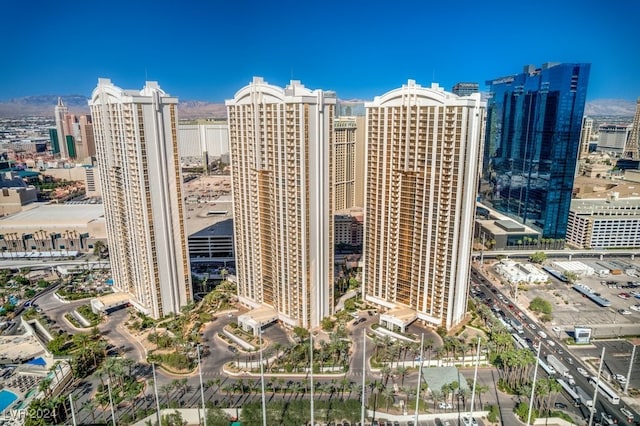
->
[382, 386, 395, 412]
[160, 383, 174, 406]
[82, 400, 98, 424]
[395, 365, 408, 387]
[381, 365, 392, 386]
[38, 377, 53, 398]
[441, 384, 451, 408]
[430, 389, 443, 410]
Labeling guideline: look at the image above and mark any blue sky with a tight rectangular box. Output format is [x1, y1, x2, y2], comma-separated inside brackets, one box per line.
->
[2, 0, 639, 102]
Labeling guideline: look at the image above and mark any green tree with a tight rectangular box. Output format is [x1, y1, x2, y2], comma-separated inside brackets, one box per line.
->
[563, 271, 578, 284]
[529, 251, 547, 264]
[293, 326, 309, 341]
[529, 297, 552, 315]
[205, 407, 231, 426]
[515, 401, 537, 423]
[321, 317, 335, 331]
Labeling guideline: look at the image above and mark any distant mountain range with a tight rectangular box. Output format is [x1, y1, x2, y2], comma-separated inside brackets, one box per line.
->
[0, 95, 636, 119]
[0, 95, 227, 120]
[584, 99, 636, 117]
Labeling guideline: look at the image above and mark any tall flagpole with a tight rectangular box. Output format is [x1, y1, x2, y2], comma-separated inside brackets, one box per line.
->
[414, 333, 424, 426]
[310, 334, 314, 426]
[526, 343, 542, 426]
[198, 345, 207, 426]
[152, 363, 161, 426]
[469, 337, 481, 419]
[360, 333, 366, 426]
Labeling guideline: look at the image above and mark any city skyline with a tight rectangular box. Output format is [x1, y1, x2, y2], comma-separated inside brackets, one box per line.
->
[2, 0, 639, 102]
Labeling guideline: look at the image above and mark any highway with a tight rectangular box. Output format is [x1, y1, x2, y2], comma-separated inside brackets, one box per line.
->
[470, 264, 638, 425]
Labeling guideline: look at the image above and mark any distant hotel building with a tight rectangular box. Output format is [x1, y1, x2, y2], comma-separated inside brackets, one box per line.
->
[579, 117, 594, 159]
[333, 117, 358, 211]
[482, 63, 590, 239]
[226, 77, 336, 331]
[89, 78, 192, 319]
[566, 196, 640, 249]
[54, 98, 70, 158]
[364, 80, 485, 330]
[597, 124, 630, 154]
[178, 122, 230, 172]
[451, 82, 479, 97]
[623, 98, 640, 160]
[52, 98, 95, 161]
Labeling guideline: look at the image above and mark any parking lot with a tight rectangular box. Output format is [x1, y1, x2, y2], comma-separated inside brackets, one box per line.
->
[519, 259, 640, 339]
[571, 338, 640, 390]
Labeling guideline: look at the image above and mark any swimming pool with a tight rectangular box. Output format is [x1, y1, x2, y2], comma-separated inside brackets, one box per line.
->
[0, 389, 18, 412]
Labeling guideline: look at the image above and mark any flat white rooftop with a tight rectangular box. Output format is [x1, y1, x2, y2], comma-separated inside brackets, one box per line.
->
[0, 204, 104, 227]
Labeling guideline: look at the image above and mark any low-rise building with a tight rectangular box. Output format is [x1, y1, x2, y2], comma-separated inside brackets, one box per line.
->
[494, 259, 548, 284]
[475, 203, 541, 250]
[0, 203, 106, 256]
[0, 171, 38, 216]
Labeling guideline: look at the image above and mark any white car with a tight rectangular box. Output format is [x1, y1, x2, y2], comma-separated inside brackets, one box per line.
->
[529, 323, 537, 330]
[551, 326, 562, 333]
[618, 309, 632, 315]
[629, 304, 640, 312]
[438, 402, 453, 409]
[547, 339, 556, 347]
[462, 416, 478, 426]
[620, 407, 634, 421]
[577, 367, 589, 377]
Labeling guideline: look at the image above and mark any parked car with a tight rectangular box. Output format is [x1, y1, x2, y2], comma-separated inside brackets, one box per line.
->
[554, 402, 567, 409]
[462, 416, 478, 426]
[438, 402, 453, 409]
[618, 309, 632, 315]
[629, 304, 640, 312]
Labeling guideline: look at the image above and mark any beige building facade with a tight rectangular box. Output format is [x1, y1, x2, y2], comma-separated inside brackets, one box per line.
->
[363, 80, 485, 330]
[0, 204, 106, 255]
[226, 77, 336, 330]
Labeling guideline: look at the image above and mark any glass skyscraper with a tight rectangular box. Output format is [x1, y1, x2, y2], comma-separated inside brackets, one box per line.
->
[481, 63, 590, 239]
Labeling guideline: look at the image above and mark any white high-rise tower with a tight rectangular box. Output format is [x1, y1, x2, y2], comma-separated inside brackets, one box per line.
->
[89, 78, 192, 319]
[226, 77, 336, 330]
[54, 97, 69, 158]
[364, 80, 486, 330]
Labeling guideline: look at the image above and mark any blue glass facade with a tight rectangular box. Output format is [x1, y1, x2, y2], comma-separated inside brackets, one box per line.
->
[482, 63, 590, 239]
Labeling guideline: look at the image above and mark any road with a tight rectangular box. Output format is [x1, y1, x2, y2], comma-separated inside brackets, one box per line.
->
[471, 264, 639, 426]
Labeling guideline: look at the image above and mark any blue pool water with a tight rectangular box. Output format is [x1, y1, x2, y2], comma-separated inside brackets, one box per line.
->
[0, 389, 18, 412]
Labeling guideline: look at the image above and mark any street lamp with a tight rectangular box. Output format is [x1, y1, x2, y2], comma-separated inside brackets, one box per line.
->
[259, 328, 266, 426]
[310, 333, 314, 426]
[152, 363, 161, 426]
[624, 344, 637, 395]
